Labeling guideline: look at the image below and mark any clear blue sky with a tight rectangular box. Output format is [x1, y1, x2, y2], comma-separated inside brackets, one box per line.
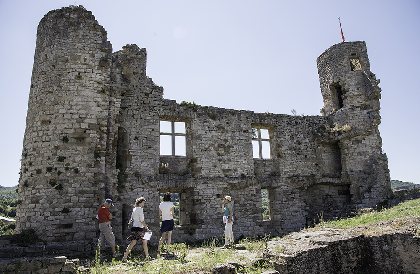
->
[0, 0, 419, 187]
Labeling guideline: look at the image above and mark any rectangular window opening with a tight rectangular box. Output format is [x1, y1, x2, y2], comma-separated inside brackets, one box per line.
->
[160, 135, 172, 155]
[330, 83, 345, 110]
[261, 188, 271, 221]
[252, 127, 271, 159]
[350, 58, 362, 71]
[175, 136, 186, 156]
[160, 120, 186, 156]
[252, 140, 260, 158]
[174, 122, 186, 134]
[160, 121, 172, 133]
[261, 141, 271, 159]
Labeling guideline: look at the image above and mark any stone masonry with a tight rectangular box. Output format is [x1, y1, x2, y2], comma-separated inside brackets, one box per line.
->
[16, 6, 392, 250]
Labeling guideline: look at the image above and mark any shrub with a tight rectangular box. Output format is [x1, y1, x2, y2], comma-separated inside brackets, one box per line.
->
[0, 222, 15, 236]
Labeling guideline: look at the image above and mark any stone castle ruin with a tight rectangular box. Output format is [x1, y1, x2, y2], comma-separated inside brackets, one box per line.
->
[16, 6, 391, 251]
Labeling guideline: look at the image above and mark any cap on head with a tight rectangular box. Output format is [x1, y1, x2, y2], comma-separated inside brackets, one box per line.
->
[224, 195, 232, 202]
[105, 198, 114, 206]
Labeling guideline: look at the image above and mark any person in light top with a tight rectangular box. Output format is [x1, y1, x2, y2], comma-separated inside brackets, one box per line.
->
[222, 195, 234, 247]
[158, 192, 175, 255]
[122, 197, 150, 261]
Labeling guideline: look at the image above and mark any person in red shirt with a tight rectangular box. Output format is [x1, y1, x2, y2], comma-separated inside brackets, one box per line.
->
[97, 198, 117, 256]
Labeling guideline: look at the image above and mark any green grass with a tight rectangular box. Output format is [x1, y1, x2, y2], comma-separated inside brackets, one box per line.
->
[239, 238, 266, 254]
[90, 248, 239, 274]
[91, 252, 271, 274]
[318, 198, 420, 229]
[89, 239, 274, 274]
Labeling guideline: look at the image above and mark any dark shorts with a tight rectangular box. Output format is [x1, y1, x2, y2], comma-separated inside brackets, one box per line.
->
[160, 219, 174, 233]
[127, 227, 146, 241]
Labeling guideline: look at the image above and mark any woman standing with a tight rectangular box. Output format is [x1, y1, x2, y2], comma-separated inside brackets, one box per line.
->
[122, 197, 150, 261]
[222, 195, 234, 247]
[158, 192, 175, 255]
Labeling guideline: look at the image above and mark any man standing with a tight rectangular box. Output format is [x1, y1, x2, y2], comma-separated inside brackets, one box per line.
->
[97, 198, 117, 256]
[222, 195, 234, 247]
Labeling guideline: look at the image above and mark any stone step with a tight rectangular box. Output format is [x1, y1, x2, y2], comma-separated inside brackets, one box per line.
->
[0, 256, 78, 274]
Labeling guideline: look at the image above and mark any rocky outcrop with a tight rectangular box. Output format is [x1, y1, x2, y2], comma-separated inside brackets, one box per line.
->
[266, 217, 420, 274]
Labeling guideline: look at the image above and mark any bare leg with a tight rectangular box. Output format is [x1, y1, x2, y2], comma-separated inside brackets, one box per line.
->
[158, 232, 167, 254]
[123, 240, 137, 260]
[167, 231, 172, 245]
[161, 232, 170, 252]
[142, 239, 149, 258]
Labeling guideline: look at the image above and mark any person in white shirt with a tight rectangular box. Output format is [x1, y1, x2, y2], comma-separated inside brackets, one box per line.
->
[158, 192, 175, 255]
[122, 197, 150, 261]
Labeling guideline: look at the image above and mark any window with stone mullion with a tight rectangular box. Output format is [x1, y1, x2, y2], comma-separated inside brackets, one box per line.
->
[252, 128, 271, 159]
[160, 121, 186, 156]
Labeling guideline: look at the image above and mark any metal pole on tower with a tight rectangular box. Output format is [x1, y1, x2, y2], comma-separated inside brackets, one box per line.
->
[338, 17, 346, 42]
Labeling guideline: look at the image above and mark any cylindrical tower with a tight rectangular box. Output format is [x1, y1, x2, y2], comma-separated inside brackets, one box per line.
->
[317, 42, 391, 208]
[16, 6, 113, 245]
[317, 41, 376, 114]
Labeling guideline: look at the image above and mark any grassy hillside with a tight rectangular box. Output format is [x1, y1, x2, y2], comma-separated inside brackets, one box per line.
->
[318, 198, 420, 229]
[0, 186, 17, 235]
[0, 186, 17, 217]
[0, 185, 18, 199]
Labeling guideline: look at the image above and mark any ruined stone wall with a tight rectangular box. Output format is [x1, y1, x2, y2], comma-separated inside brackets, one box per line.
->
[109, 44, 164, 240]
[111, 97, 357, 242]
[16, 6, 391, 248]
[112, 45, 162, 178]
[17, 6, 113, 243]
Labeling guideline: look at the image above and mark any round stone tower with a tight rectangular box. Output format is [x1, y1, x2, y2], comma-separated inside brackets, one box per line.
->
[317, 41, 378, 114]
[317, 41, 391, 208]
[16, 6, 113, 245]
